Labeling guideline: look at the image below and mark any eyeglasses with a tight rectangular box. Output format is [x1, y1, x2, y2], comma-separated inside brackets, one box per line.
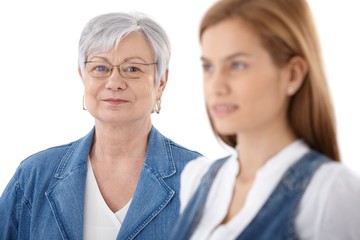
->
[84, 61, 157, 79]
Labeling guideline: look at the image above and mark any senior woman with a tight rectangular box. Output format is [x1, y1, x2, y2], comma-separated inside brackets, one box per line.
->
[0, 12, 201, 239]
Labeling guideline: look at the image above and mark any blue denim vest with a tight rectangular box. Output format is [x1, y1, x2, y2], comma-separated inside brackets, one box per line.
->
[171, 150, 328, 240]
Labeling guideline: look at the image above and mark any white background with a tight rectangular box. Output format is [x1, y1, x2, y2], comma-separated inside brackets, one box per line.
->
[1, 0, 359, 194]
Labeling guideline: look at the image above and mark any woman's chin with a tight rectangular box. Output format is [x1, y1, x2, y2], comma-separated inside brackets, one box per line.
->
[214, 126, 237, 136]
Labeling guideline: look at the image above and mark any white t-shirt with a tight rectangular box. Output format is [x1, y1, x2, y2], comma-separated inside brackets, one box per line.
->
[83, 159, 132, 240]
[180, 140, 360, 240]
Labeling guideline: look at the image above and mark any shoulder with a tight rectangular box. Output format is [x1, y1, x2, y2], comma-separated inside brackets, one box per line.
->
[182, 155, 229, 180]
[18, 130, 93, 173]
[13, 137, 86, 193]
[182, 156, 215, 179]
[18, 141, 76, 173]
[149, 126, 202, 163]
[308, 161, 360, 196]
[164, 139, 203, 174]
[297, 162, 360, 239]
[167, 139, 202, 159]
[179, 156, 221, 212]
[157, 131, 203, 169]
[1, 140, 80, 208]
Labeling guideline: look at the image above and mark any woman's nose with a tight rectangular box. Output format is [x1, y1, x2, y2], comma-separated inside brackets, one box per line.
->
[105, 68, 127, 91]
[207, 70, 230, 96]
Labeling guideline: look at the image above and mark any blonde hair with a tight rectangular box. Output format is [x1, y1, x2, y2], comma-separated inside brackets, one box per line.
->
[200, 0, 340, 161]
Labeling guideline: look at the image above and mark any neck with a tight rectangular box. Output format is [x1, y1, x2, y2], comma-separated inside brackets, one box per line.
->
[236, 122, 296, 182]
[90, 119, 152, 164]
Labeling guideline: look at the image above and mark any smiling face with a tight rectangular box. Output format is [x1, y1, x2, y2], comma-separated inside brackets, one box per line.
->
[80, 33, 166, 127]
[201, 18, 292, 136]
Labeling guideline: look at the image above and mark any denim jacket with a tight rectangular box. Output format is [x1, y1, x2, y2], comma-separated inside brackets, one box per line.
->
[0, 126, 201, 240]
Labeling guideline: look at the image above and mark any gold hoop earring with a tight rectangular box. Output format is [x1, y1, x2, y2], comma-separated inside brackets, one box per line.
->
[82, 95, 87, 111]
[154, 99, 162, 114]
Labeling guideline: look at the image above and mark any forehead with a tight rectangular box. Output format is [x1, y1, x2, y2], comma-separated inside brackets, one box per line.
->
[201, 18, 264, 61]
[89, 32, 154, 62]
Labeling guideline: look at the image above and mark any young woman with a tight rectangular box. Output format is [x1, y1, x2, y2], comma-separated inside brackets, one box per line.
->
[171, 0, 360, 239]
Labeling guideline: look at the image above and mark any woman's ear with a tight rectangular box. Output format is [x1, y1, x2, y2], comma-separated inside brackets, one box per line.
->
[286, 56, 309, 96]
[157, 69, 169, 97]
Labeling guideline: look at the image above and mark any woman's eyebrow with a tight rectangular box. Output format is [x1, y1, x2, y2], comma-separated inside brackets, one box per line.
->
[87, 56, 109, 62]
[201, 52, 250, 63]
[224, 52, 250, 61]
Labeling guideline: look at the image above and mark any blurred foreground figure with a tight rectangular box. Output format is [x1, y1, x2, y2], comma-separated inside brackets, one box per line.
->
[171, 0, 360, 239]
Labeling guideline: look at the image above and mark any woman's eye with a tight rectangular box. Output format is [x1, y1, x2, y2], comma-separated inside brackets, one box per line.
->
[202, 63, 214, 73]
[126, 66, 140, 73]
[232, 62, 246, 70]
[122, 63, 146, 73]
[95, 65, 108, 72]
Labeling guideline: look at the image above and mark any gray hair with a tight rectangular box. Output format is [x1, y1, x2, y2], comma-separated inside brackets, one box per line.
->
[78, 12, 171, 84]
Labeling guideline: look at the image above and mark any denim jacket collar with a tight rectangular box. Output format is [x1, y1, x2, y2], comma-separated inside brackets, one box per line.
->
[45, 126, 177, 239]
[54, 128, 94, 179]
[117, 126, 177, 239]
[143, 126, 176, 178]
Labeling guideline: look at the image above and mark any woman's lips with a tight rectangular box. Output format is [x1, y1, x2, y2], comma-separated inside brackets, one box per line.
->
[104, 98, 129, 105]
[211, 103, 239, 117]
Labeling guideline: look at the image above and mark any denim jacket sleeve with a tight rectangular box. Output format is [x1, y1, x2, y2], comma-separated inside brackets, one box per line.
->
[0, 164, 31, 239]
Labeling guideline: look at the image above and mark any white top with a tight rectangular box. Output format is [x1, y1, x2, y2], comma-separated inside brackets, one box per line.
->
[180, 140, 360, 240]
[83, 159, 132, 240]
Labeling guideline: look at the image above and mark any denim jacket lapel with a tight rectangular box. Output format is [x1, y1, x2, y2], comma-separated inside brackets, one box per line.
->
[45, 128, 94, 240]
[43, 126, 176, 239]
[117, 127, 176, 240]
